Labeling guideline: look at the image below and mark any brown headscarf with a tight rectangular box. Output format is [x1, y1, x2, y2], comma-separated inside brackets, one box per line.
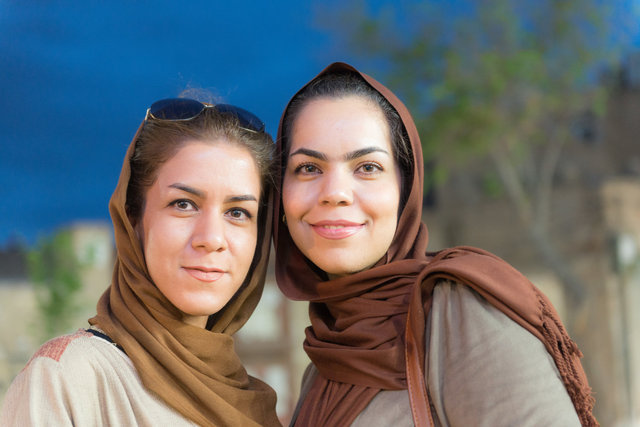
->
[89, 120, 281, 427]
[274, 62, 597, 426]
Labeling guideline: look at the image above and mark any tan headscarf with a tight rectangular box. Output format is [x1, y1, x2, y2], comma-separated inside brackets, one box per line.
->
[274, 62, 597, 426]
[89, 120, 281, 427]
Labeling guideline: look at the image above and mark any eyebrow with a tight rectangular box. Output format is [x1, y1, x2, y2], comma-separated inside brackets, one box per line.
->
[225, 195, 258, 203]
[289, 146, 389, 162]
[344, 147, 389, 161]
[169, 183, 257, 203]
[289, 148, 327, 161]
[169, 183, 205, 198]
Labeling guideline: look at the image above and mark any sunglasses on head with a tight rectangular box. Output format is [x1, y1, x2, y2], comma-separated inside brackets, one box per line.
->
[145, 98, 265, 133]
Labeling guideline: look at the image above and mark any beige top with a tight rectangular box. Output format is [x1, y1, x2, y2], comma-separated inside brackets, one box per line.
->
[295, 281, 581, 427]
[0, 329, 196, 426]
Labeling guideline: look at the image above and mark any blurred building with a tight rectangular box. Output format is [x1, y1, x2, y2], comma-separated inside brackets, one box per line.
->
[235, 265, 309, 423]
[0, 222, 114, 403]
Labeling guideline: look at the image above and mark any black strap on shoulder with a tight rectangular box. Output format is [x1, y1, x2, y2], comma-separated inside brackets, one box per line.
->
[85, 328, 127, 355]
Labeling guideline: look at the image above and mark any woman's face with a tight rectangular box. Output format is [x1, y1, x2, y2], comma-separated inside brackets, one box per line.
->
[282, 96, 401, 278]
[138, 141, 261, 328]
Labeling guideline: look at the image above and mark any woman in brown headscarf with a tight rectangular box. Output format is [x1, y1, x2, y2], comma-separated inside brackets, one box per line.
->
[274, 62, 597, 426]
[1, 99, 281, 426]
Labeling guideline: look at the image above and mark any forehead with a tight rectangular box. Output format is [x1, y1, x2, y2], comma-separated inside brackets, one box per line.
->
[289, 96, 391, 153]
[155, 140, 261, 192]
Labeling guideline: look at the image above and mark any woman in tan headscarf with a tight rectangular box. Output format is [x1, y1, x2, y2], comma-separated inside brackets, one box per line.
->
[274, 62, 597, 426]
[1, 99, 281, 426]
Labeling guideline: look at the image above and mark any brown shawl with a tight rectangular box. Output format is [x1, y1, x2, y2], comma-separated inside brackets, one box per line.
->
[273, 62, 597, 426]
[89, 121, 280, 427]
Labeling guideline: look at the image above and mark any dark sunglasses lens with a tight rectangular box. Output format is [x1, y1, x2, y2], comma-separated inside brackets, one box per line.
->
[215, 104, 265, 132]
[149, 98, 205, 120]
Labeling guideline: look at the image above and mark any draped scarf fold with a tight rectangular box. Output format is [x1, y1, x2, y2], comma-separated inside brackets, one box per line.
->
[274, 62, 597, 426]
[89, 122, 280, 427]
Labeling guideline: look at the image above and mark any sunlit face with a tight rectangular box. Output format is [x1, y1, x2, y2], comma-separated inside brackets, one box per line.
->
[138, 141, 261, 328]
[282, 96, 401, 278]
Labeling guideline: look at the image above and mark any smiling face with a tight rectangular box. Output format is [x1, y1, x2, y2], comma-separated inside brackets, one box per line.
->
[138, 141, 261, 328]
[282, 96, 401, 278]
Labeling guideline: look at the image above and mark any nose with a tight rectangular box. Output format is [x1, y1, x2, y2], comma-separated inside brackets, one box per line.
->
[191, 213, 227, 252]
[319, 170, 353, 206]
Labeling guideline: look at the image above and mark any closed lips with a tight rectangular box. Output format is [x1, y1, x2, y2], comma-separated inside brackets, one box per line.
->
[183, 267, 224, 282]
[311, 220, 364, 239]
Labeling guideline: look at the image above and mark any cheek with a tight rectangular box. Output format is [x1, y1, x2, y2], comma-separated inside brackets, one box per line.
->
[281, 184, 309, 243]
[363, 178, 401, 211]
[230, 226, 259, 266]
[362, 181, 401, 245]
[282, 169, 320, 209]
[142, 216, 188, 269]
[282, 176, 302, 216]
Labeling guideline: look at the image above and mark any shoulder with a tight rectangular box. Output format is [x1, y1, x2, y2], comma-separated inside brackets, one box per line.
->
[24, 329, 95, 368]
[11, 328, 134, 399]
[1, 329, 127, 425]
[431, 279, 499, 320]
[22, 329, 124, 374]
[9, 329, 130, 398]
[426, 280, 581, 426]
[428, 279, 545, 364]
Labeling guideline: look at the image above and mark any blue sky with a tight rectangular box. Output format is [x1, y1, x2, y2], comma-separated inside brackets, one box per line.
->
[0, 1, 359, 245]
[2, 0, 639, 246]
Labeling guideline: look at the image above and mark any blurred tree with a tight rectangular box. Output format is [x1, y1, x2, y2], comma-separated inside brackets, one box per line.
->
[27, 230, 85, 341]
[318, 0, 636, 306]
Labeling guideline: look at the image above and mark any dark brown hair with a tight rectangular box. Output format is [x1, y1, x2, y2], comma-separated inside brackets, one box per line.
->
[126, 108, 274, 223]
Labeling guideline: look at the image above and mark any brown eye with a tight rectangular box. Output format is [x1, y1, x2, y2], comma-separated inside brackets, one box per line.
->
[171, 199, 197, 211]
[226, 208, 252, 221]
[294, 163, 321, 175]
[356, 162, 382, 174]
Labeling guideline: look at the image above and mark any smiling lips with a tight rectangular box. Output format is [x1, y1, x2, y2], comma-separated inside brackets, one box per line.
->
[183, 267, 224, 282]
[311, 220, 364, 240]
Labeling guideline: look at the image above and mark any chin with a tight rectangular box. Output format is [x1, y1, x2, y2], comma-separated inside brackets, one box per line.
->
[317, 262, 364, 278]
[176, 300, 223, 318]
[316, 256, 383, 279]
[305, 248, 383, 277]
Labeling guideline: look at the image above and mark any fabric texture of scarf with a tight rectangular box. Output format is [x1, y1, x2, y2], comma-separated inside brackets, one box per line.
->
[89, 122, 280, 427]
[273, 62, 597, 426]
